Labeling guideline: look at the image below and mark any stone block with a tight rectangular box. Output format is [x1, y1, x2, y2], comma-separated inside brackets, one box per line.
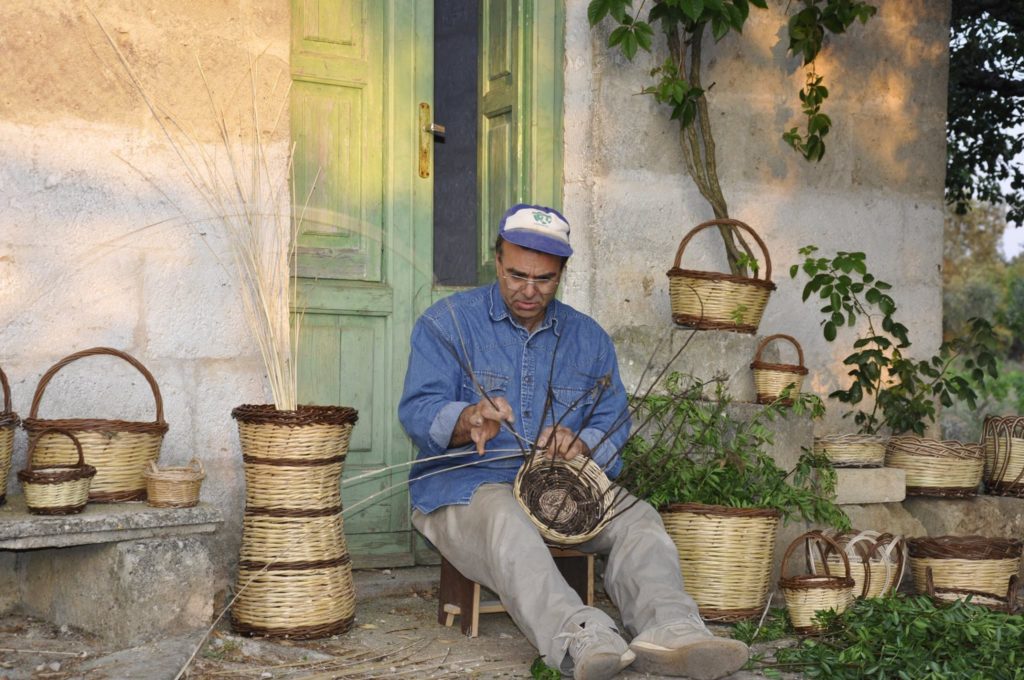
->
[903, 495, 1024, 539]
[834, 468, 906, 505]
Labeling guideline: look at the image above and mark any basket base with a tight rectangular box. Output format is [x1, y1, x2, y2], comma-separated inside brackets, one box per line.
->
[231, 614, 354, 640]
[906, 486, 977, 498]
[986, 482, 1024, 498]
[89, 489, 147, 503]
[755, 394, 794, 406]
[26, 502, 87, 516]
[672, 314, 757, 334]
[697, 606, 765, 623]
[147, 499, 200, 509]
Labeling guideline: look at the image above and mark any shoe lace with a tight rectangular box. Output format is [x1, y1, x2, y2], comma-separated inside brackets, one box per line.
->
[555, 624, 602, 659]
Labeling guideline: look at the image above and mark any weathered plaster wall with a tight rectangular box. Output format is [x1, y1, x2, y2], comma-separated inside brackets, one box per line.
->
[562, 0, 949, 435]
[0, 1, 290, 585]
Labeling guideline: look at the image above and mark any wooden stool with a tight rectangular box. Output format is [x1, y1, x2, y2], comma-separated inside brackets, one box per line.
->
[438, 547, 596, 637]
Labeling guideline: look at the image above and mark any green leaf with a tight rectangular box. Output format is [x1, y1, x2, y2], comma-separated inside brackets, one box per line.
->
[608, 25, 628, 47]
[680, 0, 705, 22]
[711, 15, 730, 40]
[824, 321, 837, 341]
[622, 31, 639, 59]
[587, 0, 613, 26]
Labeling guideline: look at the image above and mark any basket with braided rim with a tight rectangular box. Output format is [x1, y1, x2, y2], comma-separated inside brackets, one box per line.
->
[22, 347, 168, 502]
[780, 531, 856, 633]
[145, 458, 205, 508]
[660, 503, 780, 622]
[885, 436, 983, 497]
[513, 454, 618, 546]
[981, 416, 1024, 497]
[0, 365, 19, 507]
[17, 428, 96, 515]
[813, 434, 887, 468]
[666, 219, 776, 334]
[908, 535, 1022, 612]
[810, 529, 906, 598]
[750, 334, 808, 405]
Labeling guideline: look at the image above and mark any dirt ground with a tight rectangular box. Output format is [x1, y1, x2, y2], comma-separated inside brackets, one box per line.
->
[0, 567, 796, 680]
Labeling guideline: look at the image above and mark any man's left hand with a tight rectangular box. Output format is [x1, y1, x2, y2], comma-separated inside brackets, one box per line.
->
[537, 425, 589, 461]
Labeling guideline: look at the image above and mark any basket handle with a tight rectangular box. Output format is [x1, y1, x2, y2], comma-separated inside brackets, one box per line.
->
[783, 530, 852, 582]
[25, 427, 85, 471]
[0, 365, 10, 414]
[28, 347, 165, 424]
[188, 458, 206, 476]
[671, 219, 772, 282]
[752, 334, 805, 367]
[991, 417, 1024, 487]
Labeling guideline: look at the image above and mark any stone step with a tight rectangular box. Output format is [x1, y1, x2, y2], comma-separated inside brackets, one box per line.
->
[834, 467, 906, 505]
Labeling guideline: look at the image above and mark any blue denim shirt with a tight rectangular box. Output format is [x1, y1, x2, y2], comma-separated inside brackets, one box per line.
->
[398, 283, 631, 513]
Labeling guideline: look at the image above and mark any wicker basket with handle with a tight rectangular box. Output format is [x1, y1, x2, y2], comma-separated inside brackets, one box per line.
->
[18, 427, 96, 515]
[810, 529, 906, 599]
[666, 219, 776, 334]
[885, 436, 983, 497]
[145, 458, 205, 508]
[0, 365, 19, 507]
[909, 535, 1022, 612]
[981, 416, 1024, 497]
[780, 531, 855, 633]
[750, 334, 808, 404]
[22, 347, 168, 502]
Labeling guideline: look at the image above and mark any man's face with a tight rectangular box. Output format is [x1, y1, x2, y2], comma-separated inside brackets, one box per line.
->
[496, 241, 563, 331]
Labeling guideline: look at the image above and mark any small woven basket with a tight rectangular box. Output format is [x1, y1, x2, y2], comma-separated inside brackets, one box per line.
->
[513, 454, 618, 546]
[660, 503, 780, 621]
[0, 365, 19, 507]
[666, 219, 776, 334]
[750, 334, 808, 404]
[780, 531, 855, 633]
[885, 436, 983, 497]
[145, 458, 205, 508]
[22, 347, 168, 502]
[813, 434, 887, 468]
[17, 428, 96, 515]
[908, 535, 1022, 612]
[982, 416, 1024, 497]
[810, 529, 906, 598]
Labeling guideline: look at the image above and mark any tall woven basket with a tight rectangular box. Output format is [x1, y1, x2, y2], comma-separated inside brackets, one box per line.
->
[0, 365, 19, 507]
[666, 219, 776, 334]
[885, 436, 983, 497]
[908, 535, 1022, 612]
[22, 347, 168, 502]
[231, 404, 359, 639]
[810, 529, 906, 598]
[981, 416, 1024, 497]
[750, 334, 808, 405]
[780, 531, 855, 633]
[660, 503, 780, 621]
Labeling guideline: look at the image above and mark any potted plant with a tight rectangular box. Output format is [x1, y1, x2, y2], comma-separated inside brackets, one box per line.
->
[618, 373, 849, 622]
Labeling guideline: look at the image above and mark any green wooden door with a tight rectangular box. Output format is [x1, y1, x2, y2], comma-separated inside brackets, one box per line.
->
[291, 0, 564, 566]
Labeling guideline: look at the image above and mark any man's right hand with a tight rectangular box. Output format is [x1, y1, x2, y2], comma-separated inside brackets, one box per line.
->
[452, 398, 515, 455]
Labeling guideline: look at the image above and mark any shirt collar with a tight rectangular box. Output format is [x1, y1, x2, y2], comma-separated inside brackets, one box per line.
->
[487, 282, 561, 337]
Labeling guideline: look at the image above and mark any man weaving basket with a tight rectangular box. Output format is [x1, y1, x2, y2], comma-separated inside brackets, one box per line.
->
[398, 204, 748, 680]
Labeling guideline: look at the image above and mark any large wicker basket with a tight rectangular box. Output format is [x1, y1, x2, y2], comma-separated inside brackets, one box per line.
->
[810, 529, 906, 598]
[666, 219, 776, 334]
[813, 434, 887, 468]
[22, 347, 168, 502]
[908, 535, 1022, 612]
[660, 503, 780, 621]
[885, 436, 983, 497]
[231, 404, 358, 640]
[750, 334, 808, 405]
[18, 428, 96, 516]
[981, 416, 1024, 497]
[0, 365, 19, 507]
[780, 531, 855, 633]
[513, 454, 620, 546]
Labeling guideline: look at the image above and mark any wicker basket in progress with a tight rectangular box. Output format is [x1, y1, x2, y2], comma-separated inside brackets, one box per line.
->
[810, 529, 906, 598]
[22, 347, 168, 502]
[813, 434, 887, 468]
[908, 535, 1022, 612]
[18, 428, 96, 515]
[982, 416, 1024, 497]
[660, 503, 780, 622]
[885, 436, 983, 497]
[513, 454, 619, 546]
[231, 404, 358, 640]
[750, 334, 808, 405]
[780, 531, 855, 633]
[666, 219, 776, 334]
[0, 365, 19, 507]
[145, 459, 205, 508]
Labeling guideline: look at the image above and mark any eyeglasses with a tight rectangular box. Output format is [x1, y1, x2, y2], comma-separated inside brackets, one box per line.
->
[501, 272, 560, 293]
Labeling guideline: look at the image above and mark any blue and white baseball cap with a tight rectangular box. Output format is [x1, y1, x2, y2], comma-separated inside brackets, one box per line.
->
[498, 204, 573, 258]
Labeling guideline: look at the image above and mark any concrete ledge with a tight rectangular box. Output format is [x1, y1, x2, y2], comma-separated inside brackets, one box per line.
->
[0, 496, 222, 549]
[834, 467, 906, 505]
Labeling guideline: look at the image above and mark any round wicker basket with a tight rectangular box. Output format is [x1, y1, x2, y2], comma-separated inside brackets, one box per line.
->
[810, 529, 906, 598]
[908, 535, 1022, 612]
[513, 454, 618, 546]
[145, 458, 205, 508]
[813, 434, 887, 468]
[981, 416, 1024, 497]
[0, 365, 19, 507]
[885, 436, 983, 497]
[666, 219, 776, 334]
[660, 503, 780, 621]
[749, 334, 808, 405]
[18, 428, 96, 516]
[780, 531, 855, 633]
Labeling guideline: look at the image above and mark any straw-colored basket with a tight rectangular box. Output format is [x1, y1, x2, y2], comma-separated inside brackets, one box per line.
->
[908, 535, 1022, 612]
[810, 529, 906, 598]
[231, 404, 358, 639]
[22, 347, 168, 502]
[660, 503, 780, 621]
[981, 416, 1024, 497]
[0, 365, 19, 507]
[780, 531, 855, 633]
[813, 434, 887, 468]
[885, 436, 983, 497]
[145, 458, 205, 508]
[18, 428, 96, 516]
[513, 454, 619, 546]
[666, 219, 776, 334]
[750, 334, 808, 405]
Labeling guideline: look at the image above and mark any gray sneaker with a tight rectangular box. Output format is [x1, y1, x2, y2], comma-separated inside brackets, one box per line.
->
[556, 622, 636, 680]
[629, 622, 748, 679]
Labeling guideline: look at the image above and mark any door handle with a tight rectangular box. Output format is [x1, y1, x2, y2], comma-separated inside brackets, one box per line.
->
[418, 102, 442, 178]
[426, 122, 446, 139]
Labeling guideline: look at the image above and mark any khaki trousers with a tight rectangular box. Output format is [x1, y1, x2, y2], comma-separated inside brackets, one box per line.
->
[413, 483, 707, 668]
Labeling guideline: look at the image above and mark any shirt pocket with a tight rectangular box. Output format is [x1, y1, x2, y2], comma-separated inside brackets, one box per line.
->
[461, 370, 510, 403]
[550, 384, 597, 428]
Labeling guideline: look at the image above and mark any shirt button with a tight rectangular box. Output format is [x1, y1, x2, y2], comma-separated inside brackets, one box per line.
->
[524, 411, 532, 418]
